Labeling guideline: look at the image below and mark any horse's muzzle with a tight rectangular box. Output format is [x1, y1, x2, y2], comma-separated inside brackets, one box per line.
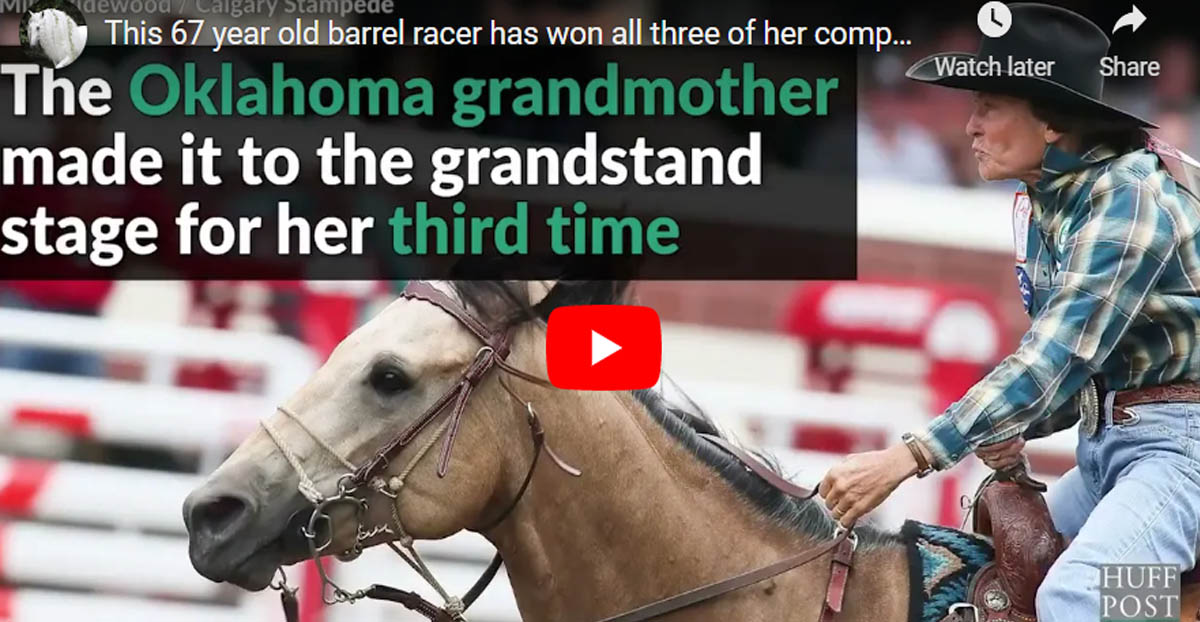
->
[183, 476, 308, 590]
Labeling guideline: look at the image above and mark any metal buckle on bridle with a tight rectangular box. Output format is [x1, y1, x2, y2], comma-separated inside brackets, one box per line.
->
[300, 475, 364, 548]
[831, 524, 859, 557]
[524, 400, 538, 425]
[472, 345, 497, 379]
[299, 475, 372, 604]
[269, 566, 295, 594]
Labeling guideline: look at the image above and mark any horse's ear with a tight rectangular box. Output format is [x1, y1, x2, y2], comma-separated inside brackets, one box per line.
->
[530, 281, 631, 320]
[524, 280, 557, 309]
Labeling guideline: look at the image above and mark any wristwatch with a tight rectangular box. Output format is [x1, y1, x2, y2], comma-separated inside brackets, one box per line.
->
[901, 433, 934, 478]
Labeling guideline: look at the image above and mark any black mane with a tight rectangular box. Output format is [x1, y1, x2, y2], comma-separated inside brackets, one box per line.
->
[444, 281, 897, 548]
[449, 280, 632, 327]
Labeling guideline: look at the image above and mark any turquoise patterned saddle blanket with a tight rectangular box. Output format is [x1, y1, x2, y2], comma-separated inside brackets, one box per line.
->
[901, 520, 995, 622]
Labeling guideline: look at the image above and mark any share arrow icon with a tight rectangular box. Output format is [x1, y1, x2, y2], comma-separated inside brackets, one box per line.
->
[1112, 5, 1147, 34]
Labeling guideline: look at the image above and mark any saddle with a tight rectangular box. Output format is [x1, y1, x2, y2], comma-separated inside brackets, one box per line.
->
[945, 464, 1200, 622]
[940, 467, 1064, 622]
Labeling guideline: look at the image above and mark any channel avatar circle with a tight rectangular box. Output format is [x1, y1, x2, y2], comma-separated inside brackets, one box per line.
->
[20, 0, 88, 69]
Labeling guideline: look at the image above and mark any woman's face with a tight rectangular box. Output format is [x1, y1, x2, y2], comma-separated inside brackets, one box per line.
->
[965, 92, 1053, 182]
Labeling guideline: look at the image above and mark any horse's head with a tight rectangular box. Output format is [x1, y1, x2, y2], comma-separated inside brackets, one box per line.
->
[26, 11, 44, 49]
[26, 10, 85, 68]
[183, 281, 622, 590]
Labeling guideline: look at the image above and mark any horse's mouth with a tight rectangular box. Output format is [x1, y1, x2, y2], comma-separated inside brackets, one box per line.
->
[193, 509, 316, 591]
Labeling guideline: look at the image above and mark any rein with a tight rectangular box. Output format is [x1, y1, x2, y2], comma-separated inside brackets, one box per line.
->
[261, 281, 857, 622]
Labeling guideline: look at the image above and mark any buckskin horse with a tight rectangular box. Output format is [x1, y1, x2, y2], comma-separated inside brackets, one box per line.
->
[183, 280, 1200, 622]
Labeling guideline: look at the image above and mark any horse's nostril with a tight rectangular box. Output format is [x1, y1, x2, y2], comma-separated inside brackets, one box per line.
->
[191, 495, 251, 539]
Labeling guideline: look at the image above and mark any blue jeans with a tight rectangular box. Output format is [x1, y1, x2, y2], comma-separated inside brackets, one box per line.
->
[1038, 399, 1200, 620]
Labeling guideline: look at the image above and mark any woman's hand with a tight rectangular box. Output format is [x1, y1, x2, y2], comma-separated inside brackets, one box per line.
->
[975, 436, 1026, 470]
[819, 444, 920, 528]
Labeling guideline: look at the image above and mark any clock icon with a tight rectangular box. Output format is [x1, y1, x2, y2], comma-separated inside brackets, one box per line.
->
[978, 1, 1013, 38]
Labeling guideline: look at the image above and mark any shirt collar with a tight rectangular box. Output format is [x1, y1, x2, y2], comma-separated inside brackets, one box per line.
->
[1035, 143, 1120, 195]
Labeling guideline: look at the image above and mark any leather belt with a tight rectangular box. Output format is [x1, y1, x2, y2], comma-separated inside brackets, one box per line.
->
[1109, 379, 1200, 426]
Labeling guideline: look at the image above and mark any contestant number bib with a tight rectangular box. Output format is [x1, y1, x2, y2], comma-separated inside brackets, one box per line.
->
[1012, 192, 1032, 263]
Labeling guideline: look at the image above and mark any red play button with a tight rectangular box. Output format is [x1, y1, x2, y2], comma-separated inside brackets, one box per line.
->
[546, 305, 662, 390]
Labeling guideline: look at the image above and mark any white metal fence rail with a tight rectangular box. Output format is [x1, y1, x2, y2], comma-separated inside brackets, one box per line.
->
[0, 309, 315, 622]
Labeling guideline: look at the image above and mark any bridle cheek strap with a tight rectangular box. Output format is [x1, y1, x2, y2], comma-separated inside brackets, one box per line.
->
[354, 281, 513, 485]
[437, 380, 474, 477]
[435, 338, 512, 478]
[353, 344, 506, 485]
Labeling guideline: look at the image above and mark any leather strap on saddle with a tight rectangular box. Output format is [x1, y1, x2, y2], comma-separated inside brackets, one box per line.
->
[943, 477, 1065, 622]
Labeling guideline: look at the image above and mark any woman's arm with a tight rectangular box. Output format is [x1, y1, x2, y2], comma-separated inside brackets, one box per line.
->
[821, 172, 1177, 526]
[917, 176, 1176, 468]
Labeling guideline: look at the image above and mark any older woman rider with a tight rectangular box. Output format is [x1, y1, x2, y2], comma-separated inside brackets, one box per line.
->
[819, 4, 1200, 619]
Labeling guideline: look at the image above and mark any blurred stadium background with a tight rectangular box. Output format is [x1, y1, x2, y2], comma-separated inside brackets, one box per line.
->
[0, 0, 1195, 620]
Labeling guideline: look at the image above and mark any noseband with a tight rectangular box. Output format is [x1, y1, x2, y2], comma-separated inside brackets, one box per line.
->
[261, 280, 857, 622]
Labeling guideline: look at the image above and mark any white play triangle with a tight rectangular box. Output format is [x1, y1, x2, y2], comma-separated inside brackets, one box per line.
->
[591, 330, 621, 365]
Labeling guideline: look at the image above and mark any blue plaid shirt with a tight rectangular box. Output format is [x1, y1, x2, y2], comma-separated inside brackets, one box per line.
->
[918, 144, 1200, 469]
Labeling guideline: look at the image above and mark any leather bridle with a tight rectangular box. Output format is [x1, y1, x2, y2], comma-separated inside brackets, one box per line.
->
[260, 280, 857, 622]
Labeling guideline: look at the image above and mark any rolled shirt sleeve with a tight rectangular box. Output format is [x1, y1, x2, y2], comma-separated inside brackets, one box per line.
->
[917, 178, 1178, 469]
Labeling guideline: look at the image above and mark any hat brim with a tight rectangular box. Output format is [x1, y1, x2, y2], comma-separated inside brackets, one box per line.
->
[906, 52, 1157, 129]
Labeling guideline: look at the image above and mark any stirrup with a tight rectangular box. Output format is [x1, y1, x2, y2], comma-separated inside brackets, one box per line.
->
[948, 603, 980, 622]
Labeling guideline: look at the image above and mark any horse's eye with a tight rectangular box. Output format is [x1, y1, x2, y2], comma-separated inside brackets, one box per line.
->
[369, 365, 411, 396]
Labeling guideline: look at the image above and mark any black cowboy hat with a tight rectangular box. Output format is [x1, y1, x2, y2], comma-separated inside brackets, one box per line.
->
[906, 3, 1155, 128]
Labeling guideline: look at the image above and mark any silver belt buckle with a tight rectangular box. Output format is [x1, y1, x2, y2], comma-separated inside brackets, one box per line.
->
[1079, 378, 1101, 437]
